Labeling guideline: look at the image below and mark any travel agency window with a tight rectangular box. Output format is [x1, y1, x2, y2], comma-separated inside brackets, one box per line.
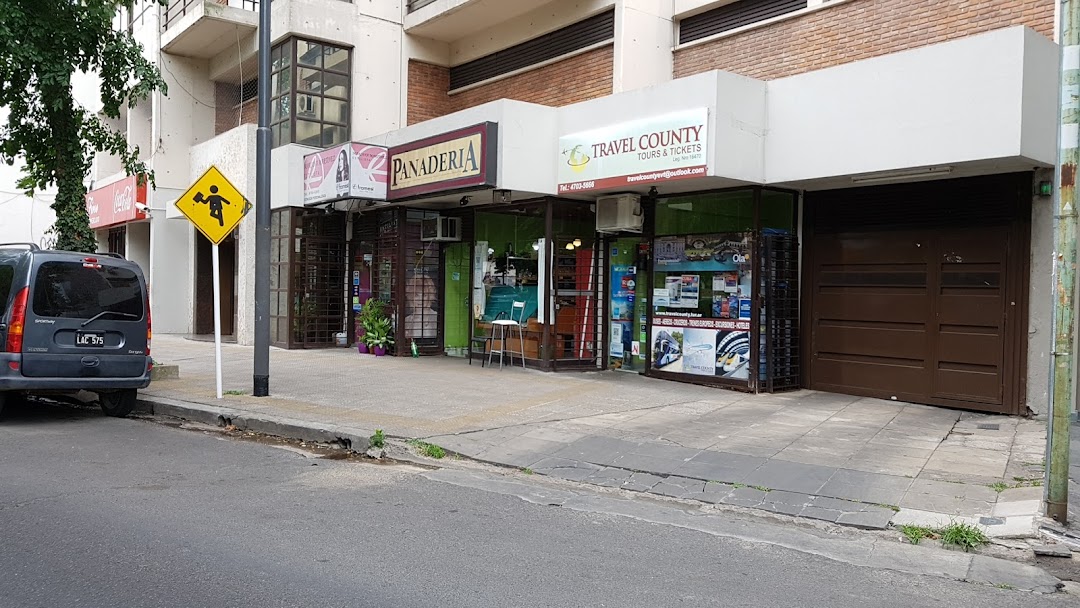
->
[649, 189, 755, 388]
[270, 38, 351, 148]
[647, 188, 800, 393]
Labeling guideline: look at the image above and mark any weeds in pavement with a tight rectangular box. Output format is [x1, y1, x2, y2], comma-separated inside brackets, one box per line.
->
[751, 485, 771, 493]
[898, 525, 936, 545]
[1010, 476, 1042, 488]
[873, 503, 900, 512]
[370, 429, 385, 449]
[408, 439, 446, 459]
[522, 468, 533, 475]
[732, 483, 747, 489]
[989, 482, 1009, 493]
[223, 390, 246, 396]
[994, 583, 1015, 590]
[939, 522, 988, 552]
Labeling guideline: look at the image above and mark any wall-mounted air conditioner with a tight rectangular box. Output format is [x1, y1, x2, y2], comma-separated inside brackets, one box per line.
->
[421, 216, 461, 242]
[596, 194, 643, 233]
[298, 95, 316, 116]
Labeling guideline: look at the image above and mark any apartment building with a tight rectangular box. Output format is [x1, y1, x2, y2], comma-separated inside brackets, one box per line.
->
[86, 0, 1061, 415]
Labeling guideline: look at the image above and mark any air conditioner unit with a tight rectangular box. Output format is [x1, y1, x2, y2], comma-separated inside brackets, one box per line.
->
[421, 216, 461, 242]
[298, 95, 315, 116]
[596, 194, 643, 233]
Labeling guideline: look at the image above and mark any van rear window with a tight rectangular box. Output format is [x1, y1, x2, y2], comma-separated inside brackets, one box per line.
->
[32, 262, 143, 320]
[0, 265, 13, 312]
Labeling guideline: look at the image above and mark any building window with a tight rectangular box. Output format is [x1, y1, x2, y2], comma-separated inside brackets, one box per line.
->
[270, 38, 351, 148]
[679, 0, 807, 45]
[449, 10, 614, 91]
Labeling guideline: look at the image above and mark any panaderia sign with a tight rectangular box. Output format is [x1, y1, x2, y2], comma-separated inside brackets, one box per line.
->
[387, 122, 498, 200]
[85, 175, 149, 230]
[557, 108, 709, 193]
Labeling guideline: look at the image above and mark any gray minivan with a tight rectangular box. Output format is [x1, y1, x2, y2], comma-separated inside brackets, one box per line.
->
[0, 244, 152, 417]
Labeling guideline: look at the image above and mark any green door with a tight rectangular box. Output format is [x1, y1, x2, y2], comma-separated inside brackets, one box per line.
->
[443, 242, 471, 355]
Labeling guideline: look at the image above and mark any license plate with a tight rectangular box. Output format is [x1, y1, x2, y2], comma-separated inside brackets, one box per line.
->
[75, 331, 105, 347]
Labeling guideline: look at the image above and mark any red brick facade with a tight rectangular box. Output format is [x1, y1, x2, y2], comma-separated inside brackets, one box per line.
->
[674, 0, 1055, 81]
[215, 83, 258, 135]
[407, 61, 454, 125]
[407, 45, 614, 125]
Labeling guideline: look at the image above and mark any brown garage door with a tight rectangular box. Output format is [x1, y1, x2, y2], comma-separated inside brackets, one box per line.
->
[805, 174, 1030, 414]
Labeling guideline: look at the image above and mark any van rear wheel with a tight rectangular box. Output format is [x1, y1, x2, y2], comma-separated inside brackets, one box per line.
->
[99, 389, 136, 417]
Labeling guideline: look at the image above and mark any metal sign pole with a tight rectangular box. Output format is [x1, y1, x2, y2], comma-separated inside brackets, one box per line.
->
[212, 242, 224, 399]
[253, 0, 272, 396]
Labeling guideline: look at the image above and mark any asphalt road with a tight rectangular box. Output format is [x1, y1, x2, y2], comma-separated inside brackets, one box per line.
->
[0, 399, 1069, 608]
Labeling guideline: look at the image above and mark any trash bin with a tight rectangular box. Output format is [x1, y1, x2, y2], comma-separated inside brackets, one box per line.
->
[334, 332, 348, 347]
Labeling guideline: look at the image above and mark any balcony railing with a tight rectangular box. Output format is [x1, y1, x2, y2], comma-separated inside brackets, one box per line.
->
[163, 0, 258, 31]
[406, 0, 437, 13]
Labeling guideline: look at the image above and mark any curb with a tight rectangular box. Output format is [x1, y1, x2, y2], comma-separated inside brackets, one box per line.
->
[135, 395, 372, 453]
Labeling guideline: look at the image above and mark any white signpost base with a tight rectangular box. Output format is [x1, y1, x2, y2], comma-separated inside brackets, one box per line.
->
[212, 243, 223, 399]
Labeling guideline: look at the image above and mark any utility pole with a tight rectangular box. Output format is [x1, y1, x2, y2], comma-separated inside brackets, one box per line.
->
[253, 0, 271, 397]
[1047, 0, 1079, 524]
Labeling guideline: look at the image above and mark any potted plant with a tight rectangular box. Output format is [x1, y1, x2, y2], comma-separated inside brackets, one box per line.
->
[354, 300, 380, 354]
[361, 300, 394, 356]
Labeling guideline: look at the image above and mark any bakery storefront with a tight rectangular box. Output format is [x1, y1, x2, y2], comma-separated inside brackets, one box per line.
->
[334, 118, 603, 368]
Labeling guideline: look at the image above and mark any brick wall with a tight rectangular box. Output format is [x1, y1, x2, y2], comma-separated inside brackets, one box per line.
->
[407, 61, 454, 126]
[674, 0, 1055, 81]
[407, 45, 614, 125]
[215, 83, 258, 135]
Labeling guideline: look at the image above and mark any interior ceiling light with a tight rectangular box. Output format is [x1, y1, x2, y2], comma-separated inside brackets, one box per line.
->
[565, 242, 575, 250]
[572, 238, 582, 248]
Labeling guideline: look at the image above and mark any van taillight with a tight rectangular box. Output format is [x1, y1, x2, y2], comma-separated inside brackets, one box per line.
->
[146, 293, 152, 368]
[5, 287, 28, 353]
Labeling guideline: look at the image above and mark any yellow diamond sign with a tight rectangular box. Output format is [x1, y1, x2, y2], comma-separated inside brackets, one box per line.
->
[174, 166, 251, 245]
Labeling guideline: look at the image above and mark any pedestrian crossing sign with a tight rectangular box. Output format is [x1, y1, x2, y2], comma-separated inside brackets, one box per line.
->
[174, 165, 251, 245]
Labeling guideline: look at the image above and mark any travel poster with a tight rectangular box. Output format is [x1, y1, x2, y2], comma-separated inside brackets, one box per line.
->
[652, 315, 751, 382]
[610, 264, 636, 361]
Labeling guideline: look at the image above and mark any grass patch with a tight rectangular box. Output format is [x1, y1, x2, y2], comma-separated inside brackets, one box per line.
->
[898, 525, 937, 545]
[989, 482, 1009, 493]
[939, 522, 989, 552]
[408, 439, 446, 459]
[223, 389, 246, 396]
[1009, 476, 1042, 488]
[369, 429, 385, 449]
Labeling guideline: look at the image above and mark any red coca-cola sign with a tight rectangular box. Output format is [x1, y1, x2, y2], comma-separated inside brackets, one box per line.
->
[85, 175, 148, 229]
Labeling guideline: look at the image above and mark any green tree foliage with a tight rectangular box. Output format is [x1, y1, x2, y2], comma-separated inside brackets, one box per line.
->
[0, 0, 167, 251]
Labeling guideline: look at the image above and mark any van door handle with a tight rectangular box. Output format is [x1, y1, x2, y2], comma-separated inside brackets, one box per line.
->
[0, 323, 6, 331]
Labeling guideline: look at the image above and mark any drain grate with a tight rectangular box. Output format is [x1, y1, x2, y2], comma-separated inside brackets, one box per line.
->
[976, 423, 1000, 430]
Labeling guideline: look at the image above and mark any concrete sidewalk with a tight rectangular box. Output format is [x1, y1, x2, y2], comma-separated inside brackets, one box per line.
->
[147, 334, 1047, 534]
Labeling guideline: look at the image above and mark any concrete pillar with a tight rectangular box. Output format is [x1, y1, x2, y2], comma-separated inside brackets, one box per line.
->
[613, 0, 675, 93]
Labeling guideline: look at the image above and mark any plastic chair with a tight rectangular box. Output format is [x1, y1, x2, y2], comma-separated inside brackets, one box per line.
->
[488, 301, 526, 369]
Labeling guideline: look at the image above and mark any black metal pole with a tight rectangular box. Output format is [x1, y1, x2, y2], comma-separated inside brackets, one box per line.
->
[253, 0, 271, 396]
